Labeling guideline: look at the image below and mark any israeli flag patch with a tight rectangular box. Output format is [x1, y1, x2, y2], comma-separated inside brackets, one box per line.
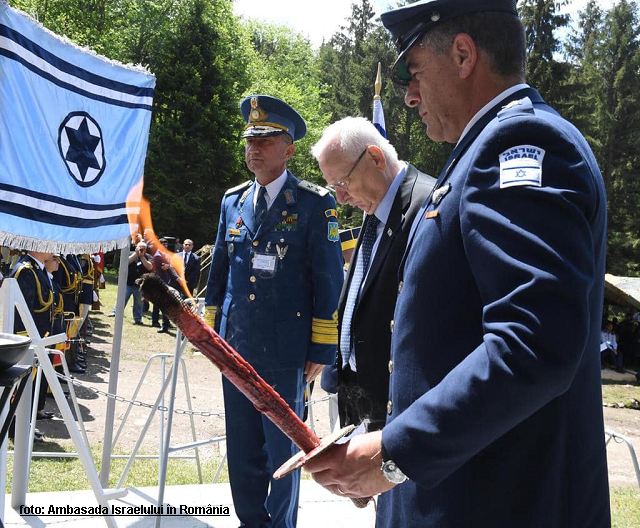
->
[499, 145, 545, 189]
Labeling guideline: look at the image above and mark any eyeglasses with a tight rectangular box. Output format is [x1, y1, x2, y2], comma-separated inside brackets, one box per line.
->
[326, 148, 367, 192]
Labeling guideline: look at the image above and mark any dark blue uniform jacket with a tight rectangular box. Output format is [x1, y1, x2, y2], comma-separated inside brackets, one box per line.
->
[378, 88, 610, 528]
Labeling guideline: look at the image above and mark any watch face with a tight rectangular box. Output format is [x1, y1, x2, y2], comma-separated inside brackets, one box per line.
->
[382, 460, 408, 484]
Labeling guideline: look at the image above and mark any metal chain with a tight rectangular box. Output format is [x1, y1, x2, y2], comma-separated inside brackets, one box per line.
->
[54, 371, 333, 417]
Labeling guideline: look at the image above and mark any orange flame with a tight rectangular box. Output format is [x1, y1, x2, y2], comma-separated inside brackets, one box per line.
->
[127, 183, 191, 298]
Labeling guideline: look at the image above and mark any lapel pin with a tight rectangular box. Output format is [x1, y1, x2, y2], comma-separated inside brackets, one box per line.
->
[425, 210, 439, 219]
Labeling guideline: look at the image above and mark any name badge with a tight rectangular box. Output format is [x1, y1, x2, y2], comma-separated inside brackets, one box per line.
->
[253, 253, 277, 272]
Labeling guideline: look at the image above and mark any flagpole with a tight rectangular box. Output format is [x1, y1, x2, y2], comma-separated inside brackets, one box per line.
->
[374, 62, 382, 100]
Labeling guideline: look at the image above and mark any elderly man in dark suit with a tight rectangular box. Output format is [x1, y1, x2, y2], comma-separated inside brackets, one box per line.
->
[306, 1, 611, 527]
[312, 116, 435, 432]
[177, 238, 201, 295]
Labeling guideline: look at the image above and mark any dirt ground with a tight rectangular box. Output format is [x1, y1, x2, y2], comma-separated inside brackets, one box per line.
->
[35, 316, 640, 489]
[36, 316, 334, 463]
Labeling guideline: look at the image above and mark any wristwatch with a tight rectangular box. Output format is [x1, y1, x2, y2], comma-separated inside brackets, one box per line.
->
[380, 442, 408, 484]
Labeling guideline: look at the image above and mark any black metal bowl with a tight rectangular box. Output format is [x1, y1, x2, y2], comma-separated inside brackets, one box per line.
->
[0, 333, 31, 370]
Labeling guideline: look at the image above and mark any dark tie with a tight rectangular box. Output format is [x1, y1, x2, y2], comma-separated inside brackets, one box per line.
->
[184, 252, 189, 265]
[339, 214, 380, 368]
[254, 185, 268, 226]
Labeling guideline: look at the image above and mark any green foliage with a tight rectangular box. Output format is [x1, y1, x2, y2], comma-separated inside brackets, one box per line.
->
[565, 0, 640, 275]
[143, 0, 252, 245]
[519, 0, 571, 106]
[8, 0, 640, 271]
[243, 22, 329, 188]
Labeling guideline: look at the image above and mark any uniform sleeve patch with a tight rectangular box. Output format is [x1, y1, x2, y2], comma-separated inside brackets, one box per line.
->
[327, 221, 339, 242]
[499, 145, 545, 189]
[324, 208, 338, 218]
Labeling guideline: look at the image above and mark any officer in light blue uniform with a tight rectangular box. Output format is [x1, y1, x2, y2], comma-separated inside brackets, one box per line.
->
[205, 95, 343, 527]
[305, 2, 611, 527]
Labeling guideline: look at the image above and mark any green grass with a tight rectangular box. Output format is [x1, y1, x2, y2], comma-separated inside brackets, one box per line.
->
[611, 487, 640, 527]
[602, 378, 640, 409]
[6, 444, 229, 492]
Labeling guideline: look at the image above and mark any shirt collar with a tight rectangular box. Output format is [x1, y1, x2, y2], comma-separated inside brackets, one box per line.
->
[254, 169, 288, 206]
[457, 83, 530, 146]
[372, 163, 407, 226]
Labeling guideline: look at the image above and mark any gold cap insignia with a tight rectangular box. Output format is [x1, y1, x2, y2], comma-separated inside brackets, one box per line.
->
[249, 97, 268, 123]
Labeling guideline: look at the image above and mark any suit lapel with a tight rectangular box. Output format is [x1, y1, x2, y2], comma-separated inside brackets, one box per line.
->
[359, 165, 417, 299]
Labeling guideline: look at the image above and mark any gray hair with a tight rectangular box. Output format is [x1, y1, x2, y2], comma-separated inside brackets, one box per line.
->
[311, 117, 399, 168]
[420, 11, 526, 79]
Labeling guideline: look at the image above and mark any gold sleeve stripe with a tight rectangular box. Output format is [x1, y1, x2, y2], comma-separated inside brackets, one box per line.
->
[312, 326, 338, 336]
[204, 306, 218, 327]
[311, 331, 338, 345]
[312, 317, 337, 326]
[312, 316, 338, 344]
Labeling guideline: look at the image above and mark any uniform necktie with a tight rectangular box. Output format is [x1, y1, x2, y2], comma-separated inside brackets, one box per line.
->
[340, 214, 380, 368]
[184, 252, 189, 265]
[254, 185, 268, 226]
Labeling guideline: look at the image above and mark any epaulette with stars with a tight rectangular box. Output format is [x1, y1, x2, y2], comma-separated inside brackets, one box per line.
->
[298, 180, 330, 197]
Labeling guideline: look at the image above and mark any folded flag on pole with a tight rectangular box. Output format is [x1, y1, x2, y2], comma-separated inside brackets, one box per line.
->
[0, 3, 155, 253]
[373, 62, 386, 138]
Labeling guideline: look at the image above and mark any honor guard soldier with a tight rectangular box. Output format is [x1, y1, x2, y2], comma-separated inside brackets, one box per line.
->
[53, 254, 85, 373]
[11, 250, 55, 339]
[204, 94, 343, 527]
[11, 249, 56, 423]
[305, 2, 611, 527]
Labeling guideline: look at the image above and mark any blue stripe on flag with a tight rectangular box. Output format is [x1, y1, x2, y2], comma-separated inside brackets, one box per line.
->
[0, 200, 129, 228]
[0, 182, 129, 210]
[0, 24, 154, 99]
[0, 47, 152, 111]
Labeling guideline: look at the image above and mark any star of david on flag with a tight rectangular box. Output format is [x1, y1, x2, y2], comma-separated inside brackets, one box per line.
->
[0, 3, 155, 252]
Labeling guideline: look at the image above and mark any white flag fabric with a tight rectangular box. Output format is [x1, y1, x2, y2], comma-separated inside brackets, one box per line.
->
[0, 3, 155, 252]
[373, 98, 386, 138]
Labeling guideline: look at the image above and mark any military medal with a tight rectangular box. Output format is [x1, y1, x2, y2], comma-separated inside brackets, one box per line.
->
[240, 188, 251, 205]
[431, 184, 451, 205]
[276, 244, 288, 260]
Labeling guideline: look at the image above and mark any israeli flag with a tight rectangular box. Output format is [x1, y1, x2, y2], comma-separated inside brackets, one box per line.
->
[373, 98, 386, 138]
[0, 3, 155, 252]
